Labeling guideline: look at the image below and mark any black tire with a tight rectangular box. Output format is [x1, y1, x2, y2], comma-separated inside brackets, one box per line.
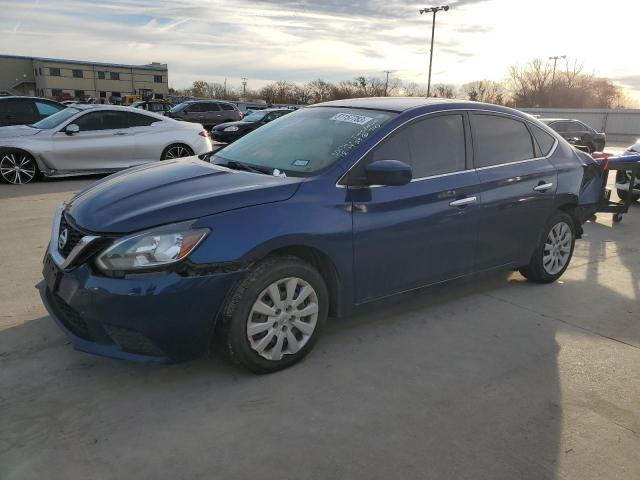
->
[219, 255, 329, 373]
[0, 149, 38, 185]
[617, 189, 640, 203]
[160, 144, 194, 160]
[519, 211, 576, 284]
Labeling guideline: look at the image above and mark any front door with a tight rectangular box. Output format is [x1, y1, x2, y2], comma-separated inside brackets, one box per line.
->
[350, 113, 480, 303]
[470, 113, 558, 270]
[52, 110, 135, 172]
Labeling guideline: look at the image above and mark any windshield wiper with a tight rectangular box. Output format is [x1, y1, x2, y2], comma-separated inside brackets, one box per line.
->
[222, 160, 272, 175]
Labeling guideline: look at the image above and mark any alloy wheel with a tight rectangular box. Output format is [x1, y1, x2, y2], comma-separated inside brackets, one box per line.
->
[246, 277, 319, 361]
[163, 145, 192, 159]
[542, 222, 572, 275]
[0, 152, 37, 185]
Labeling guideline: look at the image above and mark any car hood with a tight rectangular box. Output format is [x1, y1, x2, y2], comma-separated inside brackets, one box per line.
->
[66, 157, 304, 233]
[213, 120, 254, 130]
[0, 125, 43, 138]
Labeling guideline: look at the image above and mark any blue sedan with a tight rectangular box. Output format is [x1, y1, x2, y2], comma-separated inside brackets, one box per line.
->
[40, 98, 604, 373]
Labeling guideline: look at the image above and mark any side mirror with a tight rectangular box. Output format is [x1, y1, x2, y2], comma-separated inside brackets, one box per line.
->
[65, 124, 80, 135]
[364, 160, 412, 186]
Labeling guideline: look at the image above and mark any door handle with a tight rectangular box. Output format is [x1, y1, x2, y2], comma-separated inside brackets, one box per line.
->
[449, 196, 477, 207]
[534, 182, 553, 192]
[113, 132, 129, 136]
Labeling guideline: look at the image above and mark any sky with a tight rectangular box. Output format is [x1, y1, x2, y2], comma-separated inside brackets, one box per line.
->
[1, 0, 639, 99]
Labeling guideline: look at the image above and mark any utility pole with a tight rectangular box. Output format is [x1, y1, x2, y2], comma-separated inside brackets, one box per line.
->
[383, 70, 393, 96]
[224, 77, 227, 99]
[420, 5, 450, 97]
[241, 77, 247, 98]
[548, 55, 566, 106]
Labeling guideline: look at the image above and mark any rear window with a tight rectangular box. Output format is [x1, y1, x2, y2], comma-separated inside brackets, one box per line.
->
[531, 125, 556, 156]
[471, 114, 535, 168]
[129, 112, 161, 127]
[220, 103, 236, 111]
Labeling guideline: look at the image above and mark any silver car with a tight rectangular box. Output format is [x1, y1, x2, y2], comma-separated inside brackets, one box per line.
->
[0, 105, 213, 185]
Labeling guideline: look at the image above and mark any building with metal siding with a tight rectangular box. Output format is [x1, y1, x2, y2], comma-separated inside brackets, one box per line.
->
[0, 54, 168, 101]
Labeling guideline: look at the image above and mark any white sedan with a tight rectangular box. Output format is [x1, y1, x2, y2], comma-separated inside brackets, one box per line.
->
[0, 105, 212, 184]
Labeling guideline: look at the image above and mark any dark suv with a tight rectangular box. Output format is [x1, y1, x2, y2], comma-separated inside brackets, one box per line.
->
[540, 118, 606, 153]
[0, 96, 66, 127]
[165, 100, 242, 130]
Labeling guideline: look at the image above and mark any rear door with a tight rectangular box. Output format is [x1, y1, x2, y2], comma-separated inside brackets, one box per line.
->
[350, 113, 480, 303]
[204, 102, 223, 126]
[52, 110, 135, 171]
[471, 113, 558, 270]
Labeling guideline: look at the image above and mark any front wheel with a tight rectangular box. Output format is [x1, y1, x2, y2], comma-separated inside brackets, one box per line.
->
[220, 255, 328, 373]
[0, 150, 38, 185]
[519, 211, 576, 283]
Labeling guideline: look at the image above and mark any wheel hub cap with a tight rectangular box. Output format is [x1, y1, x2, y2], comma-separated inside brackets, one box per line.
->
[0, 153, 36, 185]
[542, 222, 572, 275]
[247, 277, 319, 361]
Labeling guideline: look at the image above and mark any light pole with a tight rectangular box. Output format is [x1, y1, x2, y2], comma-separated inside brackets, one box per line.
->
[383, 70, 393, 96]
[241, 77, 247, 98]
[548, 55, 566, 106]
[420, 5, 450, 97]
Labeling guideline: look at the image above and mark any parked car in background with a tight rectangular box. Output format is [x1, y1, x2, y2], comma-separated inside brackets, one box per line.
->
[617, 141, 640, 201]
[0, 105, 211, 184]
[40, 98, 604, 373]
[211, 108, 293, 142]
[165, 100, 242, 130]
[540, 118, 606, 153]
[0, 96, 65, 127]
[131, 100, 172, 114]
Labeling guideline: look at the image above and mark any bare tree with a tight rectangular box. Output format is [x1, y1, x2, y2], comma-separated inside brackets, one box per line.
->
[432, 84, 457, 99]
[463, 80, 507, 104]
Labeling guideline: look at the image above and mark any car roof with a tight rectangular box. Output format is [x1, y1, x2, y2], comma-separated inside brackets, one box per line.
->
[184, 99, 236, 106]
[0, 96, 62, 103]
[311, 97, 539, 122]
[65, 104, 169, 120]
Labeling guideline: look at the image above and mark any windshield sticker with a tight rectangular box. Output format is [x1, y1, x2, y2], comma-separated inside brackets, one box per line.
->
[292, 159, 310, 167]
[330, 113, 374, 126]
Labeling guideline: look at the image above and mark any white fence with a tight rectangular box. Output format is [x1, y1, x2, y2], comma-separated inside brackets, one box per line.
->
[520, 108, 640, 143]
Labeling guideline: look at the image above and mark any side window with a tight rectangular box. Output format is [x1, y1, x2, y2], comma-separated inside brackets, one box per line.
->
[405, 114, 466, 178]
[129, 112, 160, 127]
[348, 114, 466, 184]
[551, 121, 568, 133]
[74, 111, 129, 131]
[220, 103, 235, 111]
[186, 103, 206, 113]
[531, 125, 556, 157]
[471, 114, 535, 168]
[206, 103, 221, 112]
[35, 101, 63, 116]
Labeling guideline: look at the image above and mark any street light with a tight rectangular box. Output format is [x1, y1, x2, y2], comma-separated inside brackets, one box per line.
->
[549, 55, 566, 105]
[420, 5, 450, 97]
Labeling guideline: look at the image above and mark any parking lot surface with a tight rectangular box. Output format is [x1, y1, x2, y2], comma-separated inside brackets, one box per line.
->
[1, 170, 638, 479]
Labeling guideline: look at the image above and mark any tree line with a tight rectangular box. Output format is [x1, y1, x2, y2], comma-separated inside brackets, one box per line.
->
[170, 58, 630, 109]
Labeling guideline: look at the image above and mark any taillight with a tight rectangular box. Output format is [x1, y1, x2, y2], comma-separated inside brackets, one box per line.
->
[199, 130, 209, 138]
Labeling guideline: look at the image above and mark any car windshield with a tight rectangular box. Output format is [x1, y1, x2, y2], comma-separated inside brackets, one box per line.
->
[243, 111, 268, 122]
[131, 101, 144, 108]
[169, 103, 188, 113]
[213, 107, 396, 176]
[31, 107, 80, 129]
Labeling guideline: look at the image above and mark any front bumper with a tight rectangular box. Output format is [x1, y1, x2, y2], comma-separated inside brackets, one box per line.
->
[40, 257, 245, 363]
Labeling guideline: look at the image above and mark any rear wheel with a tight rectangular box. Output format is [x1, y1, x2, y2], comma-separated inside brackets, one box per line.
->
[220, 255, 328, 373]
[519, 211, 575, 283]
[161, 144, 193, 160]
[0, 150, 38, 185]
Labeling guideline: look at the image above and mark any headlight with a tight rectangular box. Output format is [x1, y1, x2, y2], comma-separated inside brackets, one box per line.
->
[224, 126, 239, 132]
[96, 222, 209, 272]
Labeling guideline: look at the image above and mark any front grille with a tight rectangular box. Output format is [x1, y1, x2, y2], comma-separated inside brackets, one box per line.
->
[58, 215, 84, 258]
[47, 289, 94, 341]
[102, 325, 164, 356]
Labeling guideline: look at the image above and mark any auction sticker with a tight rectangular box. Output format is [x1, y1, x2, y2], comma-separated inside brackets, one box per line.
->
[330, 113, 373, 125]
